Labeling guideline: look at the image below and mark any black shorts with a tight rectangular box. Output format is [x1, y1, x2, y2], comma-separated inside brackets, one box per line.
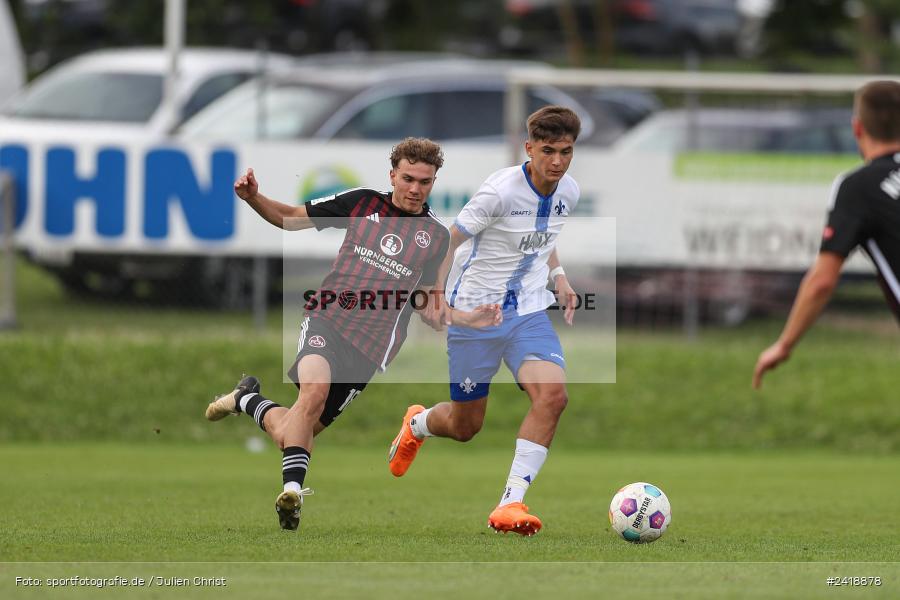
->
[287, 316, 378, 427]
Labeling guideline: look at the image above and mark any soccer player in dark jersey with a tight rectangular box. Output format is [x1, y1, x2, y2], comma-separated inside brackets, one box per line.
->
[204, 138, 501, 531]
[754, 81, 900, 389]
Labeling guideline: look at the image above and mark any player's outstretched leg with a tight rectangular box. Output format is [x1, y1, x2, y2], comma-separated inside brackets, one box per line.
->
[488, 502, 543, 536]
[205, 375, 261, 420]
[388, 405, 426, 477]
[275, 487, 314, 531]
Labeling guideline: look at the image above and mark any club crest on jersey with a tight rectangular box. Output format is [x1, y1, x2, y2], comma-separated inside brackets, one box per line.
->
[309, 335, 326, 348]
[415, 230, 431, 248]
[459, 377, 477, 394]
[554, 200, 567, 216]
[380, 234, 403, 256]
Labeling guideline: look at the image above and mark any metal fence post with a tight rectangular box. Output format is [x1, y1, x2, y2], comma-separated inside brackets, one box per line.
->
[682, 50, 700, 340]
[0, 171, 17, 330]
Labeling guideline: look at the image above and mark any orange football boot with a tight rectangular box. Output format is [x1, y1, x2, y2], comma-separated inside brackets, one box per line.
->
[488, 502, 543, 536]
[388, 405, 426, 477]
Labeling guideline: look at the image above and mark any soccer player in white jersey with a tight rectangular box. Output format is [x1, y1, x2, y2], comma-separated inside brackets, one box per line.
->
[388, 106, 581, 535]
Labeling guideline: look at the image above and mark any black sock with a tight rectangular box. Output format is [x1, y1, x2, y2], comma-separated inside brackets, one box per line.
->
[282, 447, 310, 488]
[241, 393, 281, 432]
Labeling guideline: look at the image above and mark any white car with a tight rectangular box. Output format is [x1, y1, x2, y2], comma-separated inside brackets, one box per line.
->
[0, 46, 295, 137]
[611, 107, 856, 155]
[0, 0, 25, 106]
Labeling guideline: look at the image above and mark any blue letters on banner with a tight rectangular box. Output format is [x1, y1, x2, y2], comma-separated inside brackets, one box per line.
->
[45, 147, 126, 237]
[143, 149, 236, 240]
[0, 145, 29, 230]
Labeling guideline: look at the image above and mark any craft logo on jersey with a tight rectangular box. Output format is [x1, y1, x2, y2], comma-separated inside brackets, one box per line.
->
[380, 234, 403, 256]
[415, 230, 431, 248]
[518, 231, 554, 252]
[459, 377, 477, 394]
[309, 335, 327, 348]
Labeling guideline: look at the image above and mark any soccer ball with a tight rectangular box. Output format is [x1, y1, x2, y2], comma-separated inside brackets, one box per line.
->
[608, 482, 671, 543]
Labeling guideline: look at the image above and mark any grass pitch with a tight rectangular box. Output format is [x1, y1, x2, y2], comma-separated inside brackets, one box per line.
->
[3, 260, 900, 598]
[1, 443, 898, 599]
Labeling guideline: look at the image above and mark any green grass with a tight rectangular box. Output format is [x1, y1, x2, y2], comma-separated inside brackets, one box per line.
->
[3, 258, 900, 450]
[0, 444, 899, 599]
[3, 261, 900, 598]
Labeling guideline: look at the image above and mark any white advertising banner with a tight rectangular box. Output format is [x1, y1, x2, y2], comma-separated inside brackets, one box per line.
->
[1, 130, 871, 273]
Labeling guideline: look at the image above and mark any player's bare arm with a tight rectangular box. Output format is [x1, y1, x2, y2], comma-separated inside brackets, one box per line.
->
[419, 225, 470, 330]
[548, 248, 577, 326]
[753, 252, 844, 389]
[415, 285, 501, 330]
[234, 168, 316, 231]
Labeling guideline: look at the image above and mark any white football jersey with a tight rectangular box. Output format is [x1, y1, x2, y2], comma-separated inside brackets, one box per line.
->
[446, 163, 579, 316]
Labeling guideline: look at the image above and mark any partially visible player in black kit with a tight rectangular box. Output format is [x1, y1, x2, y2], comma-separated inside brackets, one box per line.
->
[205, 138, 501, 531]
[754, 81, 900, 388]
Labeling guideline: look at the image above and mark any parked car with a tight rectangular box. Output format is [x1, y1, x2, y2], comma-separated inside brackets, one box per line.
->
[0, 47, 295, 303]
[0, 47, 295, 136]
[0, 0, 25, 106]
[609, 105, 856, 324]
[610, 107, 856, 154]
[179, 56, 633, 145]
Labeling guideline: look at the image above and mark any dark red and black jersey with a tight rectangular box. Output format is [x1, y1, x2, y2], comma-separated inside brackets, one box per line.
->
[303, 188, 450, 369]
[821, 152, 900, 321]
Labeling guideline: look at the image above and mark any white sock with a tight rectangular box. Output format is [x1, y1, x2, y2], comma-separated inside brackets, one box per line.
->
[409, 407, 434, 439]
[239, 392, 257, 413]
[498, 438, 548, 507]
[284, 481, 302, 494]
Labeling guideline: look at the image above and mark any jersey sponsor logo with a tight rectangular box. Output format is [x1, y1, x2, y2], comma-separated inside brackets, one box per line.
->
[309, 335, 327, 348]
[518, 231, 554, 252]
[415, 230, 431, 248]
[352, 244, 414, 279]
[511, 210, 533, 216]
[459, 377, 477, 394]
[380, 234, 403, 256]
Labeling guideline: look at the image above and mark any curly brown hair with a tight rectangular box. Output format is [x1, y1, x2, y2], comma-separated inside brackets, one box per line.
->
[389, 137, 445, 171]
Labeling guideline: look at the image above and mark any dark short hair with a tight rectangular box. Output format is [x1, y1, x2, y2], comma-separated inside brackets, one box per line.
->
[855, 81, 900, 142]
[527, 105, 581, 142]
[389, 137, 444, 171]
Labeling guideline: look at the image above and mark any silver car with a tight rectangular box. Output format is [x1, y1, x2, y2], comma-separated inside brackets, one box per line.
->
[179, 56, 628, 146]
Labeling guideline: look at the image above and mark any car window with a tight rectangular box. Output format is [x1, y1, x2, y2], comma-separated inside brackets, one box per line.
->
[181, 82, 343, 140]
[332, 88, 561, 142]
[432, 91, 504, 140]
[10, 71, 163, 122]
[180, 73, 251, 124]
[332, 93, 432, 140]
[770, 127, 832, 153]
[626, 121, 774, 153]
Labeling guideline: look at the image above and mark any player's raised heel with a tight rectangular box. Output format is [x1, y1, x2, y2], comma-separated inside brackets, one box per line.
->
[275, 488, 314, 531]
[388, 405, 426, 477]
[488, 502, 543, 536]
[205, 375, 260, 421]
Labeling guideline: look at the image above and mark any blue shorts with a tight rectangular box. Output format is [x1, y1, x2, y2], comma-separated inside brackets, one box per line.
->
[448, 310, 565, 401]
